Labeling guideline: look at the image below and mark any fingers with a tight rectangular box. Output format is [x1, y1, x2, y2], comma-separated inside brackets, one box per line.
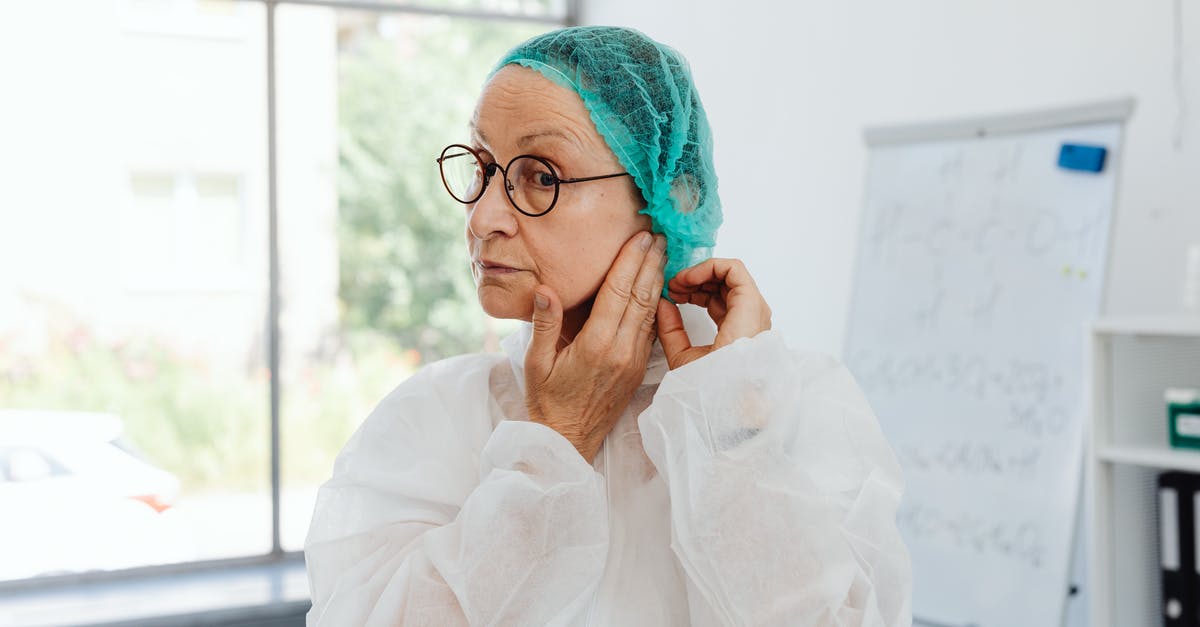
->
[587, 231, 655, 339]
[525, 285, 563, 383]
[667, 286, 728, 320]
[667, 257, 757, 298]
[667, 258, 771, 349]
[655, 299, 691, 365]
[668, 281, 728, 329]
[615, 234, 667, 347]
[667, 258, 752, 318]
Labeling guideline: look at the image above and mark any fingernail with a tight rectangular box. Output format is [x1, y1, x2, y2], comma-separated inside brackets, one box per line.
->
[639, 232, 652, 251]
[654, 234, 667, 253]
[534, 293, 548, 310]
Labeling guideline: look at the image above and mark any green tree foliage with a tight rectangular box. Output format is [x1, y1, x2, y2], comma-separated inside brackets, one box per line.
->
[336, 16, 546, 362]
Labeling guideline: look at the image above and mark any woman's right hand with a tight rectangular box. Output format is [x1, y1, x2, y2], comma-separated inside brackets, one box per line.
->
[524, 231, 667, 463]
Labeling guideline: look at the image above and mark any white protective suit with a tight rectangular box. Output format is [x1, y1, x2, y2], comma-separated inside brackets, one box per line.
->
[304, 308, 912, 626]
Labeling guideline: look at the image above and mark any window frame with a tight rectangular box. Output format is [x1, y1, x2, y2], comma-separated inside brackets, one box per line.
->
[0, 0, 577, 594]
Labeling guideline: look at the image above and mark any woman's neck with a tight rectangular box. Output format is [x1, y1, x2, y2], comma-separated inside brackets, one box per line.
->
[557, 299, 594, 351]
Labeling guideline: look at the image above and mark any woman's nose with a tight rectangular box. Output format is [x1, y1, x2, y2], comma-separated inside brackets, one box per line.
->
[466, 172, 518, 241]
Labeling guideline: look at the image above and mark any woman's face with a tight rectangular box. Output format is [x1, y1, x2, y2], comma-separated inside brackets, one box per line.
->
[466, 65, 650, 323]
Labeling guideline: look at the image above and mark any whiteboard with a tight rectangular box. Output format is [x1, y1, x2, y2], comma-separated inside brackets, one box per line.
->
[844, 101, 1130, 627]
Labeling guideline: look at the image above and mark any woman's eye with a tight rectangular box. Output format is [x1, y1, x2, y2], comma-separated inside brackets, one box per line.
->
[535, 171, 556, 187]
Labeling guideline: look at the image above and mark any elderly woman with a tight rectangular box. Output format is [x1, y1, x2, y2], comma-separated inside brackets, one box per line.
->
[304, 26, 911, 626]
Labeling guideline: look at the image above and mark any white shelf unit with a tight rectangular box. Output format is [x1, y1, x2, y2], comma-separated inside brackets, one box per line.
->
[1089, 317, 1200, 627]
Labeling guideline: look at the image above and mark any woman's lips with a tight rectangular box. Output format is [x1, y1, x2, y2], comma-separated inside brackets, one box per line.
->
[477, 260, 522, 275]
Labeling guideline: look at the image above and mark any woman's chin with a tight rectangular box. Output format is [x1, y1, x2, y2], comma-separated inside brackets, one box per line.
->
[476, 284, 534, 321]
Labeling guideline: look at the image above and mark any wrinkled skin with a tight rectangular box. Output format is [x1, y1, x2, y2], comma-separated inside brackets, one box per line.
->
[466, 65, 772, 462]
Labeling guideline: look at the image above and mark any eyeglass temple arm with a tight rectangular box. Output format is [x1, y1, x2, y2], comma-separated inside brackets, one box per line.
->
[558, 172, 632, 185]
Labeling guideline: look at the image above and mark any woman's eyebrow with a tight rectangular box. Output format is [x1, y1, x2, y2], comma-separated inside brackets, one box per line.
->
[470, 125, 579, 152]
[516, 129, 579, 150]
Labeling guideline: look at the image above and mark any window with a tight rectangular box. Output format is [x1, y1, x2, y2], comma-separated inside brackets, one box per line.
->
[123, 172, 249, 290]
[0, 0, 566, 587]
[274, 4, 545, 550]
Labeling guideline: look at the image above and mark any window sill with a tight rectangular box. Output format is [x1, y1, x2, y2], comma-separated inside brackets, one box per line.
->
[0, 559, 310, 627]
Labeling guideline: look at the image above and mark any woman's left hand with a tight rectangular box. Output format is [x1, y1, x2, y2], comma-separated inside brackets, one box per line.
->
[656, 258, 772, 370]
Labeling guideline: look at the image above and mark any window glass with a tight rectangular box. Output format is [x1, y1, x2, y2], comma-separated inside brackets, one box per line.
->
[275, 6, 545, 550]
[0, 0, 564, 582]
[0, 0, 271, 582]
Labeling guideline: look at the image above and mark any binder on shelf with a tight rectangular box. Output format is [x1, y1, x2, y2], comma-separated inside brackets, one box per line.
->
[1159, 471, 1199, 627]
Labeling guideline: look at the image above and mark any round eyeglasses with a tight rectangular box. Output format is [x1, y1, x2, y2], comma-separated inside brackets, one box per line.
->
[437, 144, 632, 217]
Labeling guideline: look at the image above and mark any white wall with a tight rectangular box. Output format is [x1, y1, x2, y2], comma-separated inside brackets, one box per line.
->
[583, 0, 1200, 357]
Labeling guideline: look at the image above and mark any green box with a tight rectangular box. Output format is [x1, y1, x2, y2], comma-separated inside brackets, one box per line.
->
[1168, 388, 1200, 450]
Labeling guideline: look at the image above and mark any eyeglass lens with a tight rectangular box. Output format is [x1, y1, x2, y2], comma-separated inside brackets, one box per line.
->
[439, 146, 559, 216]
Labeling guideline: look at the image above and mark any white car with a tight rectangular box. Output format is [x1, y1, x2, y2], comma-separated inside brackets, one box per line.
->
[0, 410, 182, 581]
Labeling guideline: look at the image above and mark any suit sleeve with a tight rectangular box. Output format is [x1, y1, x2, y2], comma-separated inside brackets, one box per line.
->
[305, 362, 609, 626]
[638, 331, 912, 627]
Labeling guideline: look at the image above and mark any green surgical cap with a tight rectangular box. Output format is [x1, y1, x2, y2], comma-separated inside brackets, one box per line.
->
[489, 26, 722, 288]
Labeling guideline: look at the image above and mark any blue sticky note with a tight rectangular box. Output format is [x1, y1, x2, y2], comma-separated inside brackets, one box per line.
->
[1058, 143, 1107, 173]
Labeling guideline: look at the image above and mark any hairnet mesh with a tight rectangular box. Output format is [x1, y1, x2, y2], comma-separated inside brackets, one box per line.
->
[489, 26, 722, 287]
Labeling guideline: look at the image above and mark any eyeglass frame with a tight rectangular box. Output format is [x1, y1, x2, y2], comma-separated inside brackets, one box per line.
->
[436, 143, 632, 217]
